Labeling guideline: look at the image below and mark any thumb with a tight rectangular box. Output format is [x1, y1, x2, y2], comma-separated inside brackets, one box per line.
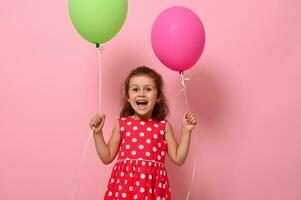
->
[101, 114, 106, 121]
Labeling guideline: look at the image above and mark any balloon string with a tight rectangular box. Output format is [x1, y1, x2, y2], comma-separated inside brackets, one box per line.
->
[70, 46, 104, 200]
[70, 129, 94, 200]
[180, 71, 190, 111]
[97, 45, 104, 113]
[186, 157, 196, 200]
[180, 71, 196, 200]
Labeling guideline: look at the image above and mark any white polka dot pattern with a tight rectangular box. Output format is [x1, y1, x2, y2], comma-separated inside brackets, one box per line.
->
[103, 116, 170, 200]
[117, 116, 167, 163]
[104, 159, 170, 200]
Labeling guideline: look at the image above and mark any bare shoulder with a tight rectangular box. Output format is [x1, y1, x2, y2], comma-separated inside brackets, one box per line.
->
[108, 119, 121, 145]
[164, 121, 175, 140]
[164, 121, 173, 132]
[112, 119, 120, 134]
[114, 119, 120, 129]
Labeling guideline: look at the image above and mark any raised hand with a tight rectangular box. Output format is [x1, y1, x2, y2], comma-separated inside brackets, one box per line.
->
[182, 112, 197, 132]
[89, 113, 106, 134]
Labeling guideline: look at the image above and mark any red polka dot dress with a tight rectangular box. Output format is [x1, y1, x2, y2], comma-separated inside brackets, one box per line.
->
[104, 116, 171, 200]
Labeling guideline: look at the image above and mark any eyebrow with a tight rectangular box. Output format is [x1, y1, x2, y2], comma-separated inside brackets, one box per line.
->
[129, 84, 155, 88]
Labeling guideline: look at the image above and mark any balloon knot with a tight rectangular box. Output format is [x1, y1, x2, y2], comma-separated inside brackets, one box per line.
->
[96, 43, 100, 48]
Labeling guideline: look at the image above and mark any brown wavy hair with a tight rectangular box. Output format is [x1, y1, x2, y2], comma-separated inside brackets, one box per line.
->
[120, 66, 169, 121]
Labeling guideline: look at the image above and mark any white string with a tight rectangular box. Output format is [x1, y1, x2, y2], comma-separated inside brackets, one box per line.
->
[70, 128, 94, 200]
[70, 45, 104, 200]
[180, 71, 190, 111]
[185, 154, 196, 200]
[180, 71, 196, 200]
[97, 45, 104, 113]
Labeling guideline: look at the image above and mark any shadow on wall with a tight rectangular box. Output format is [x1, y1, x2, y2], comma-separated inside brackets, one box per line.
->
[167, 63, 225, 200]
[187, 66, 225, 126]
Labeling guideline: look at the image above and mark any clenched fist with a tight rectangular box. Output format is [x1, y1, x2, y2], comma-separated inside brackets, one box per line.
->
[182, 112, 197, 132]
[89, 113, 106, 134]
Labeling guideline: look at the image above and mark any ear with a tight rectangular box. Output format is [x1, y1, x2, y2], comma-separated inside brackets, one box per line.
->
[156, 98, 161, 103]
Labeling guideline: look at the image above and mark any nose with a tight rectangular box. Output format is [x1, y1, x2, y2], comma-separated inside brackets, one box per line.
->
[138, 89, 145, 97]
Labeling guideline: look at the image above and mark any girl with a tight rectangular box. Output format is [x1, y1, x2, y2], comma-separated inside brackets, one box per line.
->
[89, 66, 197, 200]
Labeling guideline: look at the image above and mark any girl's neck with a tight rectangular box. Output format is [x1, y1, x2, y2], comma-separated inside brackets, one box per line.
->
[131, 113, 152, 120]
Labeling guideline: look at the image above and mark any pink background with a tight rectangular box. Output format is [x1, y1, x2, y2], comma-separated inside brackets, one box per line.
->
[0, 0, 300, 200]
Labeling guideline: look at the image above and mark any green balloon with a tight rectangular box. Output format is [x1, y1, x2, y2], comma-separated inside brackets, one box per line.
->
[69, 0, 128, 45]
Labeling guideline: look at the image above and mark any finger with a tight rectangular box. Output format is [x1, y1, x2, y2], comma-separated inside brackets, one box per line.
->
[189, 113, 195, 118]
[190, 116, 197, 122]
[89, 119, 95, 126]
[187, 118, 193, 124]
[94, 118, 100, 125]
[96, 115, 101, 121]
[187, 115, 194, 122]
[184, 112, 188, 118]
[90, 122, 96, 128]
[190, 113, 196, 118]
[191, 119, 197, 125]
[189, 119, 195, 125]
[91, 118, 97, 125]
[185, 113, 190, 120]
[94, 119, 101, 126]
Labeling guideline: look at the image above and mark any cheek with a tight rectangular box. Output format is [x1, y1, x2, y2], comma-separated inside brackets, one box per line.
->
[150, 92, 158, 102]
[128, 92, 135, 99]
[127, 96, 133, 103]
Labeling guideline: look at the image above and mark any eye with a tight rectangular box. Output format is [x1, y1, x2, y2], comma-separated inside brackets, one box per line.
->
[145, 87, 152, 92]
[131, 87, 139, 92]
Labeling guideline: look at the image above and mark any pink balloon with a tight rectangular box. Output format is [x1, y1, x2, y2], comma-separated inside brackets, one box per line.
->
[151, 6, 205, 72]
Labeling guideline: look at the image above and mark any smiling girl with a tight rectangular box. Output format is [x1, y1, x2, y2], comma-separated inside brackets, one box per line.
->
[89, 66, 197, 200]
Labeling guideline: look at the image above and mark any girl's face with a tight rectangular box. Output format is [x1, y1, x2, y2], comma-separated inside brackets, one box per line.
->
[128, 75, 159, 119]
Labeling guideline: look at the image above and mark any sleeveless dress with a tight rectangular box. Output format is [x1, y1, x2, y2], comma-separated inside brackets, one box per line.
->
[103, 116, 171, 200]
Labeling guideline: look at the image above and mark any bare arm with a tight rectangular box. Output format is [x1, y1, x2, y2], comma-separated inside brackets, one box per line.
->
[89, 114, 120, 165]
[164, 112, 197, 166]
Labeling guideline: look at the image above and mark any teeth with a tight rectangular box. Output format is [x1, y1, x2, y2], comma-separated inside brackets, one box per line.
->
[136, 100, 148, 105]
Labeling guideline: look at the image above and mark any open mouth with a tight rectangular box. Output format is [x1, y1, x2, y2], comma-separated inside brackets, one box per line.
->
[136, 100, 148, 109]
